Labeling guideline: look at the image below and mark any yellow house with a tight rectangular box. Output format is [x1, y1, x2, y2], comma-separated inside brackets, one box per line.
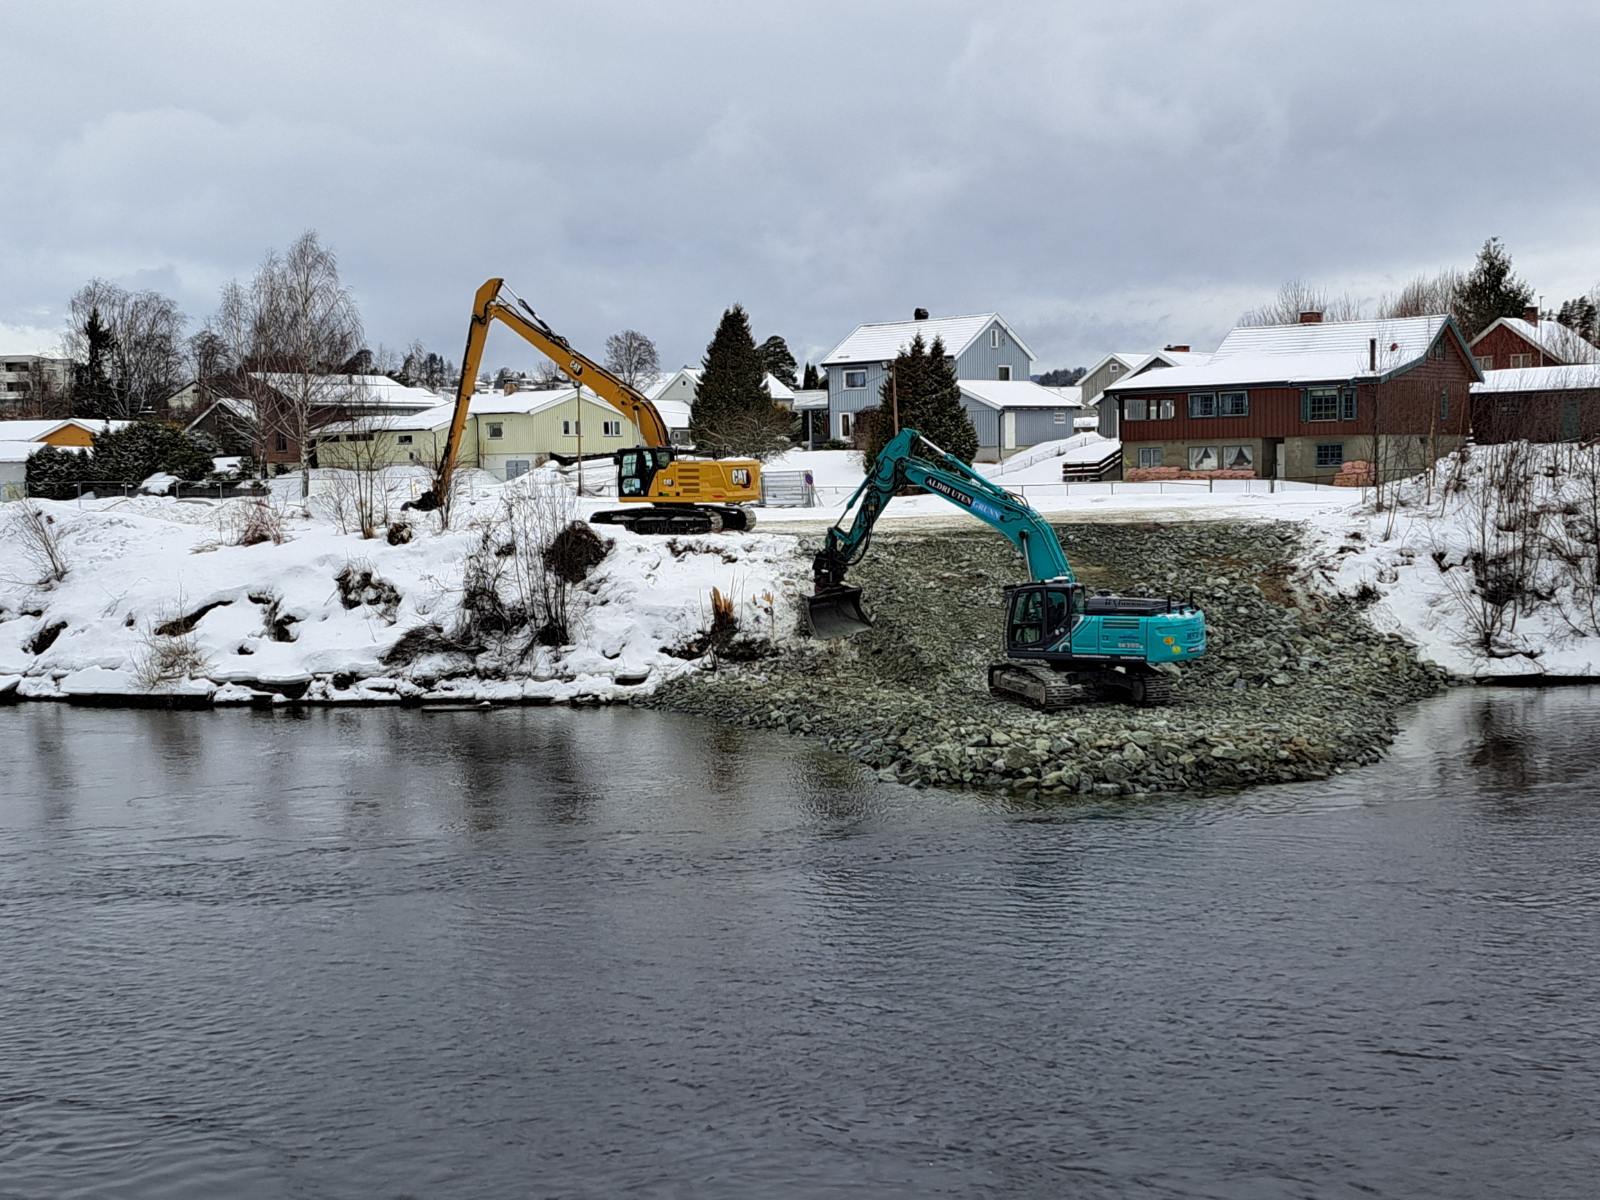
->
[317, 387, 645, 479]
[0, 418, 131, 448]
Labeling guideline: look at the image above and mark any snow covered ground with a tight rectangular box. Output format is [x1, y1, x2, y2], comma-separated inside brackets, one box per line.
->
[1300, 444, 1600, 679]
[0, 469, 805, 705]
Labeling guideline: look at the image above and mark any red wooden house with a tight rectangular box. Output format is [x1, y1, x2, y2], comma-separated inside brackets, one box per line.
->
[1104, 311, 1480, 484]
[1470, 306, 1600, 372]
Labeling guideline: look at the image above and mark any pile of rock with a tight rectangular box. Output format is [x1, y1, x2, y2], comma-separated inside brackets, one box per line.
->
[650, 520, 1446, 798]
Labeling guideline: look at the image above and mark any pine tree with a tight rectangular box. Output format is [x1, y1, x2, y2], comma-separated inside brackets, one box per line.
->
[72, 306, 117, 419]
[904, 336, 977, 464]
[758, 335, 798, 387]
[1456, 238, 1533, 340]
[691, 305, 790, 458]
[861, 334, 928, 463]
[801, 362, 820, 390]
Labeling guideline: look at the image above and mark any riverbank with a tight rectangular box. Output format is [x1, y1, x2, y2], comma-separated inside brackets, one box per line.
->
[652, 520, 1449, 796]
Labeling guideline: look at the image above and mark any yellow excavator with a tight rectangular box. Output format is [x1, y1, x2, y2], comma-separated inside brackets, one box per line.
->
[414, 278, 762, 533]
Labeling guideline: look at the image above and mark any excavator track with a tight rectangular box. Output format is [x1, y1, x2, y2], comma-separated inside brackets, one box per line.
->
[988, 663, 1081, 711]
[591, 505, 754, 536]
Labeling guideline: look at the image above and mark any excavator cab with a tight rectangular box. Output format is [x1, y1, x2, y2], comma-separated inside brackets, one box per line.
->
[1004, 583, 1079, 653]
[617, 447, 674, 497]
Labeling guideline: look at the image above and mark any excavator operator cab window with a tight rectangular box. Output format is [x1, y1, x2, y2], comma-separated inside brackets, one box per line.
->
[1007, 585, 1079, 650]
[618, 450, 648, 496]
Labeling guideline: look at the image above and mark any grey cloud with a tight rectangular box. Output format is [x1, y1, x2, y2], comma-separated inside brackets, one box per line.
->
[3, 0, 1600, 375]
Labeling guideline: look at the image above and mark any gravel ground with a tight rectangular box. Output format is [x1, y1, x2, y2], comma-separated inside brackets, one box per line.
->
[649, 520, 1448, 798]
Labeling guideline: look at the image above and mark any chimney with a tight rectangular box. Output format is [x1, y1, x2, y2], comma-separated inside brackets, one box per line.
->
[1368, 337, 1377, 371]
[1299, 310, 1323, 324]
[913, 307, 929, 321]
[1163, 343, 1190, 353]
[1523, 304, 1540, 324]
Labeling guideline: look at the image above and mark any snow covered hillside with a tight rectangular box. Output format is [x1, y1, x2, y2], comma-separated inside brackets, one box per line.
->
[0, 473, 806, 705]
[1302, 443, 1600, 678]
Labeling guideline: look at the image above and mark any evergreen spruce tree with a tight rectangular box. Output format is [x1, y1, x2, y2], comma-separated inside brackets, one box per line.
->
[92, 423, 215, 485]
[1456, 238, 1533, 340]
[758, 335, 799, 387]
[25, 445, 90, 500]
[72, 307, 117, 420]
[801, 362, 820, 390]
[903, 336, 977, 464]
[691, 305, 790, 458]
[1556, 296, 1598, 344]
[862, 334, 929, 464]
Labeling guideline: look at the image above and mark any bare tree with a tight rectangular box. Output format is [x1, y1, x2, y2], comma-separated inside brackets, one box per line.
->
[1379, 268, 1463, 320]
[207, 231, 364, 504]
[604, 329, 660, 390]
[321, 402, 398, 538]
[1239, 279, 1364, 327]
[65, 279, 187, 418]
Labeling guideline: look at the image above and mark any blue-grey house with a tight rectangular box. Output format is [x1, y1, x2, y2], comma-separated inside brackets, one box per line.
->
[820, 309, 1035, 447]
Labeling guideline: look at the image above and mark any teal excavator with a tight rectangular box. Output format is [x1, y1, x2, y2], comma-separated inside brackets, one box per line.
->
[806, 429, 1207, 707]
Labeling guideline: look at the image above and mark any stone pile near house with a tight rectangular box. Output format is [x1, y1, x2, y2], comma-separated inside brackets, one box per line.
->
[651, 520, 1447, 797]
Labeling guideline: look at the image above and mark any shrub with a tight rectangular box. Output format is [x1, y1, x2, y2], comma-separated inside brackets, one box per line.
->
[545, 520, 609, 583]
[93, 422, 216, 485]
[25, 445, 90, 500]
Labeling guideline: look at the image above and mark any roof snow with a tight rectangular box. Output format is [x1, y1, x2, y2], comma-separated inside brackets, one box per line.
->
[959, 380, 1084, 410]
[1106, 315, 1456, 391]
[1476, 317, 1600, 365]
[646, 367, 795, 402]
[317, 387, 623, 434]
[0, 418, 132, 442]
[1472, 364, 1600, 393]
[0, 439, 48, 463]
[249, 373, 442, 409]
[823, 313, 1035, 366]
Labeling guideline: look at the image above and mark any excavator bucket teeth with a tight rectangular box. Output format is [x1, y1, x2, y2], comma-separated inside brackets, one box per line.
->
[805, 587, 872, 639]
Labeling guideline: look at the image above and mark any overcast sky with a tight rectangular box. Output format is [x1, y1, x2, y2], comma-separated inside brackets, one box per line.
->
[3, 0, 1599, 378]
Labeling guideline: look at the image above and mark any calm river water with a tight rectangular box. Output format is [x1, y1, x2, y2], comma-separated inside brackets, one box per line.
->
[1, 690, 1598, 1199]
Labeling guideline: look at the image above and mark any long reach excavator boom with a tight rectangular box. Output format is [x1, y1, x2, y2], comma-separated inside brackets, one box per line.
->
[806, 428, 1206, 707]
[417, 279, 760, 534]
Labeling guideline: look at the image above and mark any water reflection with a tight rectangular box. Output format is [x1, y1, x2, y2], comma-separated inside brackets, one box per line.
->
[0, 691, 1597, 1199]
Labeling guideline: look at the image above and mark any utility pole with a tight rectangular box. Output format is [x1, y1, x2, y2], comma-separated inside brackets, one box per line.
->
[574, 384, 584, 496]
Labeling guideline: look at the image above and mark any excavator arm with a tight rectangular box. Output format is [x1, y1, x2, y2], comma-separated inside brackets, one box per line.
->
[815, 429, 1072, 583]
[423, 278, 670, 510]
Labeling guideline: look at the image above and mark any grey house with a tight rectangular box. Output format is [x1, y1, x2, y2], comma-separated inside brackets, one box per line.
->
[956, 380, 1087, 462]
[820, 309, 1035, 444]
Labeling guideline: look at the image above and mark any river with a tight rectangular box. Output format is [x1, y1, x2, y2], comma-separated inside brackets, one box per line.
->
[1, 690, 1597, 1199]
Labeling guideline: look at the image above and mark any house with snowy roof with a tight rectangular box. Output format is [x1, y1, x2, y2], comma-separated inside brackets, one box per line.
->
[1471, 363, 1600, 444]
[954, 379, 1087, 462]
[1469, 306, 1600, 371]
[820, 308, 1034, 446]
[1105, 310, 1481, 483]
[645, 367, 797, 447]
[317, 386, 645, 480]
[1082, 346, 1211, 437]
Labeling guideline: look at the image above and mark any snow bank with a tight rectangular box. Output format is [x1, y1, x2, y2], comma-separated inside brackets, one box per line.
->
[0, 487, 807, 706]
[1301, 443, 1600, 679]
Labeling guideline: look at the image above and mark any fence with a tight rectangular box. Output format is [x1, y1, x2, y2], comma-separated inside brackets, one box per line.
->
[760, 470, 817, 507]
[804, 475, 1343, 507]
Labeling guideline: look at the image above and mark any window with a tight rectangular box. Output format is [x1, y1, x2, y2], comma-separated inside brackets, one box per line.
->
[1137, 447, 1164, 468]
[990, 328, 1001, 349]
[602, 419, 621, 437]
[274, 432, 288, 452]
[487, 421, 504, 439]
[1477, 355, 1494, 371]
[1188, 446, 1220, 471]
[843, 369, 867, 389]
[397, 434, 413, 445]
[997, 365, 1012, 381]
[1219, 391, 1248, 417]
[1306, 387, 1340, 421]
[1509, 353, 1532, 369]
[1440, 388, 1450, 421]
[1316, 442, 1344, 468]
[1188, 392, 1217, 418]
[1154, 397, 1175, 420]
[1341, 389, 1357, 420]
[1053, 410, 1067, 424]
[839, 411, 853, 439]
[1125, 397, 1147, 421]
[1430, 341, 1446, 361]
[562, 419, 579, 436]
[1222, 443, 1254, 470]
[1109, 362, 1121, 374]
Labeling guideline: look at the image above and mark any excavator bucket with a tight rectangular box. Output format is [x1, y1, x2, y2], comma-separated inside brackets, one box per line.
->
[805, 586, 872, 639]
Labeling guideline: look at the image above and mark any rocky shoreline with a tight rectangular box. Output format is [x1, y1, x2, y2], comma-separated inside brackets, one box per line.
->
[650, 520, 1450, 797]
